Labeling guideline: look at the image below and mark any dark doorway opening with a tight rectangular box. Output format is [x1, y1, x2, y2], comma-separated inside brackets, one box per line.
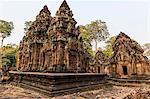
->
[122, 66, 128, 75]
[98, 67, 100, 73]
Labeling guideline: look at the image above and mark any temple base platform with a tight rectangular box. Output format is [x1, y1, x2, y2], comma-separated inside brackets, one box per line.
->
[9, 71, 108, 97]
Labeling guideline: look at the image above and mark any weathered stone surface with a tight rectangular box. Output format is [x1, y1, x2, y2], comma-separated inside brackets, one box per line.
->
[16, 0, 90, 73]
[9, 71, 107, 97]
[89, 32, 150, 78]
[88, 48, 106, 73]
[16, 5, 51, 72]
[108, 32, 150, 78]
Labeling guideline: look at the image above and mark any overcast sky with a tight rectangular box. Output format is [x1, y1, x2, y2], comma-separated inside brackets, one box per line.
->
[0, 0, 150, 47]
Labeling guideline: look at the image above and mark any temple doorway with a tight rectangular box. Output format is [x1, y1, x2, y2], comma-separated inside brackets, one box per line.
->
[98, 67, 100, 73]
[122, 66, 128, 75]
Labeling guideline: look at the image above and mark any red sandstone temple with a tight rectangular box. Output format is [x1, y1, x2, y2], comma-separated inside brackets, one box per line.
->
[88, 32, 150, 78]
[16, 0, 150, 78]
[16, 0, 90, 73]
[108, 32, 150, 78]
[8, 1, 150, 97]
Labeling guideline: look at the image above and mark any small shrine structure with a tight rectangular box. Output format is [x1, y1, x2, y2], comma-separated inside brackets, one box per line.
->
[108, 32, 150, 78]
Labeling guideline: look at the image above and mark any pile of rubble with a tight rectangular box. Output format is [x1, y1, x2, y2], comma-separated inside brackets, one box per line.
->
[52, 86, 150, 99]
[123, 87, 150, 99]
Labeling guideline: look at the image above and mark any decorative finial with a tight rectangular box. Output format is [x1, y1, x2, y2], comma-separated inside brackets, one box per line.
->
[36, 5, 51, 20]
[59, 0, 70, 10]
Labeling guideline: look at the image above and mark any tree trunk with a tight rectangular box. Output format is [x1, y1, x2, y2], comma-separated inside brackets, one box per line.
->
[1, 38, 4, 48]
[0, 37, 4, 81]
[0, 38, 4, 68]
[94, 39, 98, 51]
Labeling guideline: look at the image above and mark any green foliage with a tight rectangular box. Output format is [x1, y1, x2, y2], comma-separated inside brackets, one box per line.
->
[0, 19, 14, 40]
[1, 44, 18, 68]
[79, 20, 109, 56]
[87, 47, 95, 57]
[24, 21, 33, 33]
[0, 19, 14, 69]
[86, 20, 109, 50]
[79, 26, 92, 47]
[79, 26, 94, 56]
[103, 36, 116, 57]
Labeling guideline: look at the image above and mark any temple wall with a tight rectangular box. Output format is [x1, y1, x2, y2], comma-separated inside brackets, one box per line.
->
[107, 61, 150, 78]
[103, 32, 150, 78]
[116, 61, 132, 77]
[10, 71, 108, 97]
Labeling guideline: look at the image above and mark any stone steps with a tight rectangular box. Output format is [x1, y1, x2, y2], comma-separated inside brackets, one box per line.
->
[108, 78, 150, 87]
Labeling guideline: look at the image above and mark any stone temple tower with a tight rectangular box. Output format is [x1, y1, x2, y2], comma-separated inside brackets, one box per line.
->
[16, 5, 52, 71]
[16, 0, 90, 73]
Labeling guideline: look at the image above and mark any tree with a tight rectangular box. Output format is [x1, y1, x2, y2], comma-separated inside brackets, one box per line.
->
[0, 20, 14, 48]
[103, 36, 116, 58]
[79, 25, 94, 56]
[79, 26, 93, 56]
[1, 44, 18, 69]
[0, 44, 17, 81]
[3, 44, 17, 66]
[0, 20, 14, 70]
[24, 21, 33, 33]
[86, 20, 109, 50]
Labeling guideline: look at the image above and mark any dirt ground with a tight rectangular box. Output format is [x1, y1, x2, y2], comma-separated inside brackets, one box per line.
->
[0, 84, 48, 99]
[0, 84, 150, 99]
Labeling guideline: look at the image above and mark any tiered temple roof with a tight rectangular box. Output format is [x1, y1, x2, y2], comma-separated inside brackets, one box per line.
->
[108, 32, 150, 77]
[16, 0, 90, 73]
[111, 32, 147, 63]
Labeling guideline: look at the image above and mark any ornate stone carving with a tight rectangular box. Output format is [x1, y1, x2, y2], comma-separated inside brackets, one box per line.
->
[108, 32, 150, 77]
[87, 48, 106, 73]
[16, 0, 89, 73]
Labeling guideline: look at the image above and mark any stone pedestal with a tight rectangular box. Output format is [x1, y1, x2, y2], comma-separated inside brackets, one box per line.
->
[9, 71, 107, 97]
